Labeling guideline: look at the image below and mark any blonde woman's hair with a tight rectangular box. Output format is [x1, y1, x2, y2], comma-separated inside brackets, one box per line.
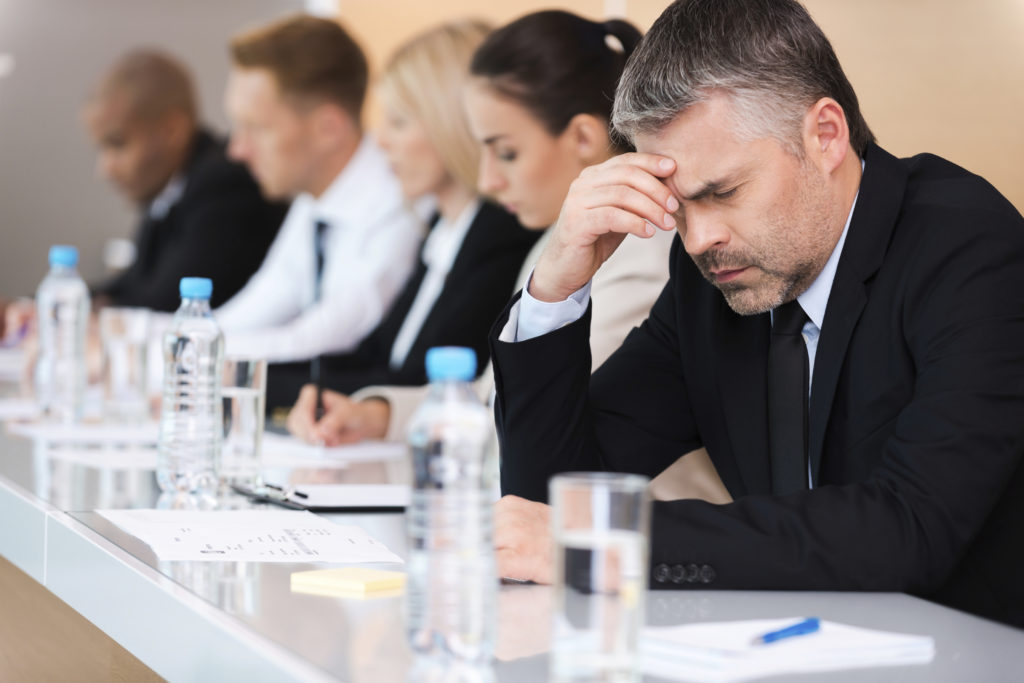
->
[378, 19, 491, 193]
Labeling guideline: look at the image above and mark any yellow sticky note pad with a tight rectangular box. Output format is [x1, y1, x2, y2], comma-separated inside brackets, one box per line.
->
[290, 567, 406, 599]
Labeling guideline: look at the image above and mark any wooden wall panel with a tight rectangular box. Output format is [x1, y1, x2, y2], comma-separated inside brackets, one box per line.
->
[337, 0, 1024, 211]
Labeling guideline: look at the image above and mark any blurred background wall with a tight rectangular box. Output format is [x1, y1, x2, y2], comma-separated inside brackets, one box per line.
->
[1, 0, 1022, 297]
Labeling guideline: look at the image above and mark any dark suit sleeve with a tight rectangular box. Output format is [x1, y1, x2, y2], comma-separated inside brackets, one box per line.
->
[105, 163, 284, 311]
[492, 241, 702, 503]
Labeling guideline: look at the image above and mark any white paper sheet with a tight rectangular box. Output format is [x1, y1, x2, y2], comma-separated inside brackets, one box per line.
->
[97, 508, 403, 564]
[641, 617, 934, 682]
[261, 432, 406, 467]
[7, 419, 159, 444]
[293, 484, 410, 510]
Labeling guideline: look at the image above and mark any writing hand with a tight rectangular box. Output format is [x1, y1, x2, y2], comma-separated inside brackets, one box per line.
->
[287, 384, 390, 446]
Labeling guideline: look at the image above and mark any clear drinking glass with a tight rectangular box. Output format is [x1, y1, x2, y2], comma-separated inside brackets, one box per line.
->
[99, 307, 150, 423]
[220, 357, 266, 487]
[549, 472, 651, 683]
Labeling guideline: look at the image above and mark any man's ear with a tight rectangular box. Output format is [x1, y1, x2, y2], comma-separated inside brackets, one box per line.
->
[563, 113, 609, 165]
[161, 110, 193, 151]
[311, 102, 358, 149]
[803, 97, 850, 174]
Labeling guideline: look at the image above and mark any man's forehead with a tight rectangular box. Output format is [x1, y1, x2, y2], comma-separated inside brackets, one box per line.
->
[636, 133, 750, 200]
[86, 92, 136, 133]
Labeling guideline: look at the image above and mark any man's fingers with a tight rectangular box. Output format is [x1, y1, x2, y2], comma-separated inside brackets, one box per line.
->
[584, 206, 663, 239]
[496, 547, 546, 584]
[599, 151, 677, 178]
[584, 162, 680, 215]
[581, 185, 676, 232]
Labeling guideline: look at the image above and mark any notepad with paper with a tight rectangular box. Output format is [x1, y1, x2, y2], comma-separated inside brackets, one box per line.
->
[641, 617, 935, 682]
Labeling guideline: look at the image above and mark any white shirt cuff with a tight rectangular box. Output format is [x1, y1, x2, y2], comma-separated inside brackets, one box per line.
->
[500, 269, 592, 343]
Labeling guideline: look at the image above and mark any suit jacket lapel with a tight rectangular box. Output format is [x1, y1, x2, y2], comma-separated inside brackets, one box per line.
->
[808, 143, 908, 481]
[716, 301, 772, 495]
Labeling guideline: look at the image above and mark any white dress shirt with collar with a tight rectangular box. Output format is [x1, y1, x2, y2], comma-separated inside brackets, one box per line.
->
[215, 136, 422, 363]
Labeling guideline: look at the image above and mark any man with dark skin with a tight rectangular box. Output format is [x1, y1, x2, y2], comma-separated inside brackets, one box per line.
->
[86, 49, 286, 311]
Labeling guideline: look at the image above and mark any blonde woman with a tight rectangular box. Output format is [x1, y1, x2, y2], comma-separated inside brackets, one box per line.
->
[278, 20, 538, 413]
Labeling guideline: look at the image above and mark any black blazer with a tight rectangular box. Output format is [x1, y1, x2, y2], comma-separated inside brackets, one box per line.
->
[265, 200, 538, 406]
[94, 129, 287, 311]
[490, 143, 1024, 627]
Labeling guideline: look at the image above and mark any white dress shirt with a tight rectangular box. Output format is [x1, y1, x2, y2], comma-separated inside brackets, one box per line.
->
[215, 137, 422, 362]
[388, 198, 481, 369]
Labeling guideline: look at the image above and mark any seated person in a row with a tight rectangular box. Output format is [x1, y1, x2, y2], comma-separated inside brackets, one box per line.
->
[88, 50, 286, 311]
[288, 11, 677, 449]
[2, 50, 286, 336]
[216, 15, 421, 365]
[491, 0, 1024, 628]
[265, 20, 540, 410]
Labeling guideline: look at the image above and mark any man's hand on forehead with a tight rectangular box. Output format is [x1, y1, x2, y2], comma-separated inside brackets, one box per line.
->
[529, 152, 680, 303]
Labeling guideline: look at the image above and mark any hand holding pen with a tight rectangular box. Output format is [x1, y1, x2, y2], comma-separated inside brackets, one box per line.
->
[285, 384, 391, 446]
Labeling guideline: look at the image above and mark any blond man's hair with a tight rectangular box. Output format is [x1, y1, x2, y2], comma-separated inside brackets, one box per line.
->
[230, 14, 368, 123]
[378, 20, 491, 193]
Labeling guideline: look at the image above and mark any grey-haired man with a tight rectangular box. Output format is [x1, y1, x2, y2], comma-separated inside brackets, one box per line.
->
[489, 0, 1024, 627]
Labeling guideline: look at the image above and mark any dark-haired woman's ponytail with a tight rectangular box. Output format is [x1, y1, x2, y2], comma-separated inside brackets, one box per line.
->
[602, 18, 643, 57]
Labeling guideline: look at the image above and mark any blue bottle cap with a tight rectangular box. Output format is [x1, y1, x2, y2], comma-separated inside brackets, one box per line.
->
[425, 347, 476, 382]
[48, 245, 78, 267]
[179, 277, 213, 300]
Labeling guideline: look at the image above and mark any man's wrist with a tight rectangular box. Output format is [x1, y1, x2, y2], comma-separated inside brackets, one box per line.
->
[527, 262, 587, 303]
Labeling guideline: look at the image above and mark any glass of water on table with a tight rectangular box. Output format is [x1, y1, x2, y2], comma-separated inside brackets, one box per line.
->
[550, 472, 651, 683]
[220, 357, 267, 488]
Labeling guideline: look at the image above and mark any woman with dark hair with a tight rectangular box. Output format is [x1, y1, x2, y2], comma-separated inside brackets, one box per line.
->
[288, 11, 681, 458]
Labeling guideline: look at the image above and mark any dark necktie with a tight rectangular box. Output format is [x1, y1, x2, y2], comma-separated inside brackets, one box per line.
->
[311, 219, 330, 412]
[768, 300, 810, 495]
[313, 219, 329, 303]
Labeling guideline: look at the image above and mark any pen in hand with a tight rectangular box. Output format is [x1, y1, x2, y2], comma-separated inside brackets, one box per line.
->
[750, 617, 820, 645]
[311, 355, 324, 422]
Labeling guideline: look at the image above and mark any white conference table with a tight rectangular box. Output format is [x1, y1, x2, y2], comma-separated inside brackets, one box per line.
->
[1, 409, 1022, 681]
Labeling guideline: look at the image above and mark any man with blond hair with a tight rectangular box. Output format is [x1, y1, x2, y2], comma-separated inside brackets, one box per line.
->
[217, 15, 420, 381]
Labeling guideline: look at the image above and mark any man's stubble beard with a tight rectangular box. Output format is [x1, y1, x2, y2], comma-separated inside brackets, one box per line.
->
[694, 163, 839, 316]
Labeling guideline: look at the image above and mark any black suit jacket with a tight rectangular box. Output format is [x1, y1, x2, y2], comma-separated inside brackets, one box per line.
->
[95, 129, 287, 311]
[490, 143, 1024, 626]
[264, 201, 538, 407]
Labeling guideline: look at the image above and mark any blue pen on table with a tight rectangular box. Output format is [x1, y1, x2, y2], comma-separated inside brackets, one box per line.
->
[750, 617, 820, 645]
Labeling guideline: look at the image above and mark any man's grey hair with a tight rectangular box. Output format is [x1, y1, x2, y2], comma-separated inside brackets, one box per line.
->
[611, 0, 874, 157]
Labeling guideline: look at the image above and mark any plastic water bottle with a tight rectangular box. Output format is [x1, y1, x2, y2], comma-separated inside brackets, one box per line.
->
[35, 245, 90, 423]
[406, 346, 497, 664]
[157, 277, 223, 494]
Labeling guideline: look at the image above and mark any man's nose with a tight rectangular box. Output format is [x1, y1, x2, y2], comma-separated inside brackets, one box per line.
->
[681, 205, 729, 256]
